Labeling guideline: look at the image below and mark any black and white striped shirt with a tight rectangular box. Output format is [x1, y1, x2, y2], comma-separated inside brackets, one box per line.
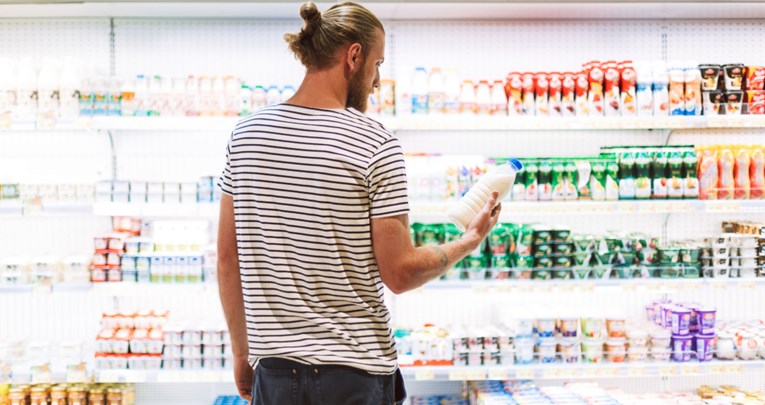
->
[218, 103, 409, 375]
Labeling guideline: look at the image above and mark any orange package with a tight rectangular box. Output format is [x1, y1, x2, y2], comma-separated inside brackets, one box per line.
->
[734, 146, 751, 200]
[697, 146, 719, 200]
[751, 145, 765, 199]
[620, 62, 637, 116]
[717, 146, 735, 200]
[604, 61, 621, 116]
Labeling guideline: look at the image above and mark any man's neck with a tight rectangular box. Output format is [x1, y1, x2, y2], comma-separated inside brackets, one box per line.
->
[287, 66, 348, 110]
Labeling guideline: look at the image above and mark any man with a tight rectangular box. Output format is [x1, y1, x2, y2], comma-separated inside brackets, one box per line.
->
[216, 2, 501, 404]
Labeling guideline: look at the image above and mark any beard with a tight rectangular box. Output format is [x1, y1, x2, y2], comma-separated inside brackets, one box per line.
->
[346, 64, 371, 112]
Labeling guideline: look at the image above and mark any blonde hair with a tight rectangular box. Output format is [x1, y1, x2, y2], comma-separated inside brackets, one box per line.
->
[284, 1, 384, 70]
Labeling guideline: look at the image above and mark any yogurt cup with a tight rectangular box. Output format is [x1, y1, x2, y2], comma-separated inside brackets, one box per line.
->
[686, 304, 701, 334]
[650, 346, 671, 362]
[736, 331, 759, 360]
[537, 338, 557, 363]
[650, 329, 672, 349]
[581, 339, 604, 363]
[558, 339, 580, 363]
[645, 305, 656, 323]
[558, 318, 579, 338]
[627, 346, 648, 362]
[516, 319, 534, 338]
[515, 338, 535, 365]
[581, 318, 604, 339]
[535, 318, 556, 338]
[606, 318, 626, 338]
[697, 307, 717, 335]
[605, 338, 626, 363]
[694, 334, 715, 362]
[671, 335, 693, 362]
[626, 329, 648, 347]
[715, 331, 737, 360]
[670, 307, 692, 336]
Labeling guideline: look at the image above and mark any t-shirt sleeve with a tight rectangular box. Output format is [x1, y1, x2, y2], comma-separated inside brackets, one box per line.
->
[367, 136, 409, 219]
[217, 135, 234, 196]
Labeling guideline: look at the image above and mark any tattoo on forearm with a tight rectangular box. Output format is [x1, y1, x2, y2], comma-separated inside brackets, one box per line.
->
[432, 246, 448, 271]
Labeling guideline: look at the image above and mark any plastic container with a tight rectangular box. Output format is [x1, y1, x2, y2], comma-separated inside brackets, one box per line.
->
[448, 160, 522, 231]
[581, 339, 603, 363]
[694, 334, 715, 362]
[697, 307, 717, 334]
[736, 331, 759, 360]
[670, 307, 692, 336]
[715, 331, 736, 360]
[605, 338, 626, 363]
[671, 334, 693, 362]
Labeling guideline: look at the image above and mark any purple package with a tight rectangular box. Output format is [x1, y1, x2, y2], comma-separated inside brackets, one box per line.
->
[686, 304, 701, 334]
[697, 307, 717, 335]
[694, 334, 715, 362]
[653, 301, 666, 325]
[661, 304, 675, 329]
[672, 334, 693, 362]
[645, 305, 656, 323]
[671, 307, 692, 336]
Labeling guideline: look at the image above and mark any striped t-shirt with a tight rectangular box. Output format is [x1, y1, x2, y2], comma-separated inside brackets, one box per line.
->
[218, 103, 409, 375]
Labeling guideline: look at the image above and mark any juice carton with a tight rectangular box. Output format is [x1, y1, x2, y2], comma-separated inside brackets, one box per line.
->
[604, 61, 621, 117]
[668, 66, 685, 116]
[620, 62, 638, 116]
[548, 73, 563, 117]
[683, 65, 702, 116]
[575, 71, 589, 116]
[506, 72, 523, 116]
[588, 62, 605, 116]
[534, 73, 549, 117]
[522, 73, 536, 116]
[562, 72, 576, 117]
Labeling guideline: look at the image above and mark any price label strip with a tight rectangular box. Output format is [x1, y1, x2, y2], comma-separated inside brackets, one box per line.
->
[448, 369, 468, 381]
[658, 366, 676, 377]
[680, 365, 700, 376]
[488, 369, 508, 380]
[515, 369, 535, 379]
[708, 364, 726, 374]
[628, 366, 646, 377]
[542, 368, 561, 379]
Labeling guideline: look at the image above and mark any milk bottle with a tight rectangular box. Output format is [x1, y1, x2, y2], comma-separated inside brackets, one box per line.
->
[412, 67, 429, 114]
[475, 80, 492, 115]
[459, 80, 476, 115]
[490, 80, 508, 116]
[448, 159, 523, 231]
[428, 67, 445, 114]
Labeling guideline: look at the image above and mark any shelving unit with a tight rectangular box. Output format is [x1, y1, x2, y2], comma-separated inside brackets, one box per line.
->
[2, 2, 765, 404]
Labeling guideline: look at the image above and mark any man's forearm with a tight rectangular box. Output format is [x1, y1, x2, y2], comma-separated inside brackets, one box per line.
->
[395, 234, 482, 293]
[217, 259, 249, 360]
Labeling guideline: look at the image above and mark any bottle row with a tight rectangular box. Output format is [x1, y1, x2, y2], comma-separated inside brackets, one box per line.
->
[411, 220, 764, 282]
[0, 383, 135, 405]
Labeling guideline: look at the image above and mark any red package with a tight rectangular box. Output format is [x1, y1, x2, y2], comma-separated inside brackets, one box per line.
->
[604, 61, 620, 116]
[506, 72, 523, 116]
[575, 71, 589, 116]
[522, 73, 535, 115]
[562, 72, 576, 116]
[534, 73, 549, 116]
[746, 90, 765, 114]
[589, 63, 605, 116]
[620, 62, 637, 116]
[548, 72, 562, 117]
[745, 66, 765, 90]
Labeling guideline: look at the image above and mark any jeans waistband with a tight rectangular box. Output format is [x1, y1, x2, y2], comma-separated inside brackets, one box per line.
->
[259, 357, 382, 374]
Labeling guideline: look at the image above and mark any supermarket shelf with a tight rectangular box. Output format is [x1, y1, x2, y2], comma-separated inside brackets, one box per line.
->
[422, 277, 765, 293]
[400, 360, 765, 382]
[96, 369, 233, 384]
[3, 2, 765, 20]
[91, 202, 219, 218]
[409, 200, 765, 222]
[0, 283, 218, 296]
[5, 115, 765, 133]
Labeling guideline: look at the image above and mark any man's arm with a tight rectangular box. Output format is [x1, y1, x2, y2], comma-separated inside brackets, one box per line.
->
[372, 192, 501, 294]
[217, 193, 252, 401]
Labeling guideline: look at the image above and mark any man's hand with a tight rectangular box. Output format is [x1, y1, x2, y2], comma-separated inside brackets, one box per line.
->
[463, 191, 502, 246]
[234, 355, 254, 402]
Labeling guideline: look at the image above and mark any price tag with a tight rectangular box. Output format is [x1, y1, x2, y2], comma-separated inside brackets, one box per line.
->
[726, 364, 744, 374]
[628, 366, 646, 377]
[31, 364, 52, 384]
[66, 363, 88, 383]
[646, 281, 662, 291]
[515, 369, 535, 379]
[706, 201, 741, 212]
[414, 369, 435, 381]
[709, 364, 726, 374]
[542, 368, 560, 379]
[680, 364, 700, 375]
[0, 364, 11, 383]
[711, 282, 729, 290]
[488, 369, 508, 380]
[558, 368, 578, 378]
[622, 282, 638, 292]
[448, 369, 468, 381]
[738, 280, 756, 289]
[581, 282, 596, 293]
[659, 366, 676, 376]
[559, 283, 576, 293]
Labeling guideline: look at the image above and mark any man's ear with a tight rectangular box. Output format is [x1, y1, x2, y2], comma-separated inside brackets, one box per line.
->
[346, 43, 363, 72]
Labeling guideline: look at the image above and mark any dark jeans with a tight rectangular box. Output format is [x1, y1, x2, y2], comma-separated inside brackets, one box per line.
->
[252, 358, 406, 405]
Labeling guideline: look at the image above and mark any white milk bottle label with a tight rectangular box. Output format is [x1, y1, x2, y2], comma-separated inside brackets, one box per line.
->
[448, 159, 523, 231]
